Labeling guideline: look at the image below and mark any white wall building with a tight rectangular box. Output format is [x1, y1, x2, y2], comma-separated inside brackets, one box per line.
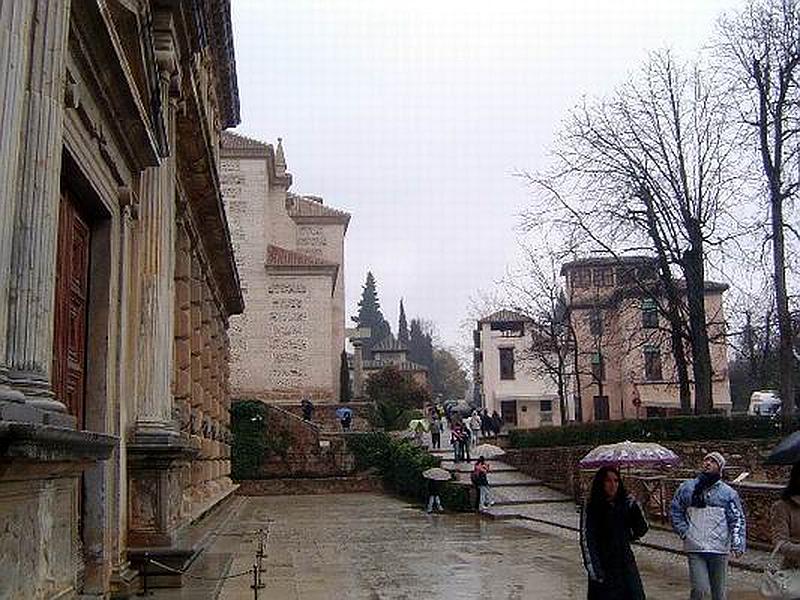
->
[473, 310, 570, 428]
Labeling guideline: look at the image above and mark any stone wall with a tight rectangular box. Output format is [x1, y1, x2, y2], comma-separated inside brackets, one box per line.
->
[237, 474, 383, 495]
[282, 401, 374, 432]
[253, 405, 357, 479]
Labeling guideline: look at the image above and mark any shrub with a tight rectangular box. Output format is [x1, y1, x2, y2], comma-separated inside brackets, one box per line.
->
[509, 414, 783, 449]
[365, 365, 430, 409]
[230, 400, 268, 480]
[346, 432, 472, 511]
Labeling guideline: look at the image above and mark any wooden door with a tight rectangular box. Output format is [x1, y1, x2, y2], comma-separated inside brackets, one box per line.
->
[52, 191, 91, 428]
[500, 400, 517, 426]
[593, 395, 610, 421]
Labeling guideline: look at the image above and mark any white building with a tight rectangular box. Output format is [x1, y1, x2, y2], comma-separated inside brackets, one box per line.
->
[473, 310, 569, 428]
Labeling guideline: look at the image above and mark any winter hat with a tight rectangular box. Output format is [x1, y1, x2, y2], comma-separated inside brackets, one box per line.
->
[704, 452, 726, 472]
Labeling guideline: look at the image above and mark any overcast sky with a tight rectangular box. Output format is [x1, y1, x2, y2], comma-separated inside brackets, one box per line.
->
[230, 0, 734, 351]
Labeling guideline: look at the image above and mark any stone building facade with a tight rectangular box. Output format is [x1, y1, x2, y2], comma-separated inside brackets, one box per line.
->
[220, 132, 350, 403]
[562, 257, 731, 422]
[473, 310, 565, 429]
[361, 335, 430, 390]
[0, 1, 242, 597]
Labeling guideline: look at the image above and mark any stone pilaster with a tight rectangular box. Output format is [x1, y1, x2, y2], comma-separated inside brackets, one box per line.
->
[6, 0, 71, 414]
[134, 61, 177, 437]
[0, 2, 34, 406]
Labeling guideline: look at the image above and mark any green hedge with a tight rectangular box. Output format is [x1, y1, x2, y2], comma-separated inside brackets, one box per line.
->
[230, 400, 268, 480]
[346, 432, 472, 511]
[509, 415, 783, 449]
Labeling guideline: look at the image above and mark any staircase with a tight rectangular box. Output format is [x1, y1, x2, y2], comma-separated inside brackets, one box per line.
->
[429, 445, 573, 513]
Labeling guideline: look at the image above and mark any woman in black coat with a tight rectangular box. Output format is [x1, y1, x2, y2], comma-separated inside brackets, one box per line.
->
[580, 466, 648, 600]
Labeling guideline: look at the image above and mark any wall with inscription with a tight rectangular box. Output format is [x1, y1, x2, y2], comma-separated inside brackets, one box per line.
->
[220, 148, 344, 402]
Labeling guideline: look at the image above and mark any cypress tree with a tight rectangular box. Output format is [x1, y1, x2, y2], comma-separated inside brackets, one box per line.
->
[398, 299, 409, 347]
[351, 272, 391, 359]
[339, 350, 351, 403]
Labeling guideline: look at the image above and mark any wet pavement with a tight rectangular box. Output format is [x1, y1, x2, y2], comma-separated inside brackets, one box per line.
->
[163, 492, 763, 600]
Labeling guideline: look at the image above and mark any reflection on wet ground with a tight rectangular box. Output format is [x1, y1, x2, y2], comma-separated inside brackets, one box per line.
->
[156, 492, 762, 599]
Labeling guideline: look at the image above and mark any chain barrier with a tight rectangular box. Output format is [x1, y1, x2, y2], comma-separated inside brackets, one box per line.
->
[137, 523, 273, 599]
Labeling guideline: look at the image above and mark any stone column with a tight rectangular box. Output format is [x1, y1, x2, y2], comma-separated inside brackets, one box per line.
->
[352, 340, 365, 399]
[0, 2, 34, 406]
[5, 0, 71, 413]
[134, 55, 177, 437]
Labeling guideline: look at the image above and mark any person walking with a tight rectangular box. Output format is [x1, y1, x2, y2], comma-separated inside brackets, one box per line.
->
[469, 411, 482, 446]
[670, 452, 746, 600]
[580, 466, 648, 600]
[491, 410, 503, 437]
[426, 478, 444, 514]
[301, 398, 314, 421]
[340, 411, 352, 432]
[472, 456, 493, 511]
[480, 409, 491, 438]
[461, 423, 472, 463]
[770, 462, 800, 569]
[451, 424, 464, 463]
[430, 414, 442, 450]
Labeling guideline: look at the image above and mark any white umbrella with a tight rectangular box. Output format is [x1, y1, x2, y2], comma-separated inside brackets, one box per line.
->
[472, 443, 505, 458]
[422, 467, 452, 481]
[579, 440, 680, 469]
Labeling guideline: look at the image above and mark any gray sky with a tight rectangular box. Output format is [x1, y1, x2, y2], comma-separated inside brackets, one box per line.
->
[230, 0, 734, 350]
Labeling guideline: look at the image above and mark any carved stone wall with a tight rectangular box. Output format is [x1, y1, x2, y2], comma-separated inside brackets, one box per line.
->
[0, 478, 78, 599]
[221, 145, 349, 403]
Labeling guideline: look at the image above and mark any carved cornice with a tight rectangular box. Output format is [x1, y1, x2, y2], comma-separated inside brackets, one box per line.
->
[69, 1, 161, 171]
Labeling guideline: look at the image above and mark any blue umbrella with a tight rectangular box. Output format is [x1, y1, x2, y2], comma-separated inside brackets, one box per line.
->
[335, 407, 353, 419]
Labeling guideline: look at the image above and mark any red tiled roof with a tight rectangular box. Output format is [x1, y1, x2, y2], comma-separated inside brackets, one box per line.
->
[266, 244, 337, 268]
[478, 309, 532, 324]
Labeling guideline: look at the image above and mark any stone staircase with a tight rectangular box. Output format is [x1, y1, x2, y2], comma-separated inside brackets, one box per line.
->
[429, 447, 573, 511]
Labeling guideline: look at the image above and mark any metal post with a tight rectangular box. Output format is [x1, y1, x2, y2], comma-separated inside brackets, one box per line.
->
[138, 552, 152, 596]
[251, 564, 259, 600]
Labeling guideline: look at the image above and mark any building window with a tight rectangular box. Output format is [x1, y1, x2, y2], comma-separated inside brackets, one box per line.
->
[540, 400, 552, 412]
[593, 395, 610, 420]
[644, 346, 663, 381]
[591, 352, 605, 381]
[571, 268, 592, 289]
[641, 298, 658, 329]
[499, 347, 515, 380]
[593, 267, 614, 287]
[589, 309, 603, 336]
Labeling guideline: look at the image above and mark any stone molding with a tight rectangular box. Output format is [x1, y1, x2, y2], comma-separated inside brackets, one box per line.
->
[0, 422, 116, 464]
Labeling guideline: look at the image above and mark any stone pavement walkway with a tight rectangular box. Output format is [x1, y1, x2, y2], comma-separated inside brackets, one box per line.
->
[157, 492, 763, 599]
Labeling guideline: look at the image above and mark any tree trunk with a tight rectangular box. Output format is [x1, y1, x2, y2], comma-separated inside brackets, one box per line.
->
[683, 235, 714, 414]
[772, 187, 797, 431]
[642, 188, 693, 413]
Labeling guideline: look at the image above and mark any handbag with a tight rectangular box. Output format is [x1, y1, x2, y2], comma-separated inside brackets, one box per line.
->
[760, 542, 800, 599]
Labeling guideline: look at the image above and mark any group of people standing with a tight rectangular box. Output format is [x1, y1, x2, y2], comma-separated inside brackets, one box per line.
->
[580, 451, 755, 600]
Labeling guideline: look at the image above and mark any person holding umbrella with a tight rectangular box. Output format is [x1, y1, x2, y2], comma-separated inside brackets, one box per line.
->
[422, 467, 450, 513]
[670, 452, 746, 600]
[580, 466, 648, 600]
[336, 407, 353, 431]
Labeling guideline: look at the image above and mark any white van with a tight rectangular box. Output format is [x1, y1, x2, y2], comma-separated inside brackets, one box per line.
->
[748, 390, 781, 416]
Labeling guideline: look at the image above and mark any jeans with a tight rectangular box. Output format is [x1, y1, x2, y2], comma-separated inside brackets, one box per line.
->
[426, 495, 442, 513]
[688, 553, 728, 600]
[479, 485, 493, 508]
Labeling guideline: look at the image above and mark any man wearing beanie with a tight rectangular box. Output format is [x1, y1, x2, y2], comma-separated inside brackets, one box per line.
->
[670, 452, 746, 600]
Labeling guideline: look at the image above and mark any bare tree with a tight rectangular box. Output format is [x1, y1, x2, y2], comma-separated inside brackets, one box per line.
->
[522, 50, 750, 414]
[504, 246, 575, 424]
[718, 0, 800, 427]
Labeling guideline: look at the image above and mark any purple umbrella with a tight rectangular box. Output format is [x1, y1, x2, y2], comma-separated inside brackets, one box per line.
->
[579, 440, 680, 469]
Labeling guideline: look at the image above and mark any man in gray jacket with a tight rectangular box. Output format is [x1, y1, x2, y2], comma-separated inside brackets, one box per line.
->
[670, 452, 746, 600]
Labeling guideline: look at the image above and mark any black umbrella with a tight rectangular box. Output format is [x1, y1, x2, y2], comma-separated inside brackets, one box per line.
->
[765, 431, 800, 465]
